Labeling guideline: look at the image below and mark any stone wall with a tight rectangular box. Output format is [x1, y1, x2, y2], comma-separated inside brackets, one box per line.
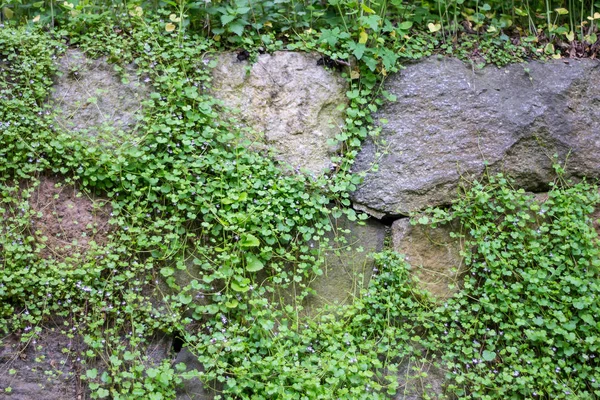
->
[4, 49, 600, 400]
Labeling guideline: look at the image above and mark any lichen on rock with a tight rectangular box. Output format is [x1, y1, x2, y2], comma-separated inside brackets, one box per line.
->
[50, 49, 149, 148]
[211, 51, 348, 175]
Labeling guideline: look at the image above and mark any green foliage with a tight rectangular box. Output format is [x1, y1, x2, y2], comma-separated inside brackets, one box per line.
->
[184, 250, 433, 399]
[0, 26, 62, 179]
[439, 35, 538, 66]
[2, 0, 600, 58]
[418, 174, 600, 399]
[2, 1, 600, 400]
[1, 13, 415, 399]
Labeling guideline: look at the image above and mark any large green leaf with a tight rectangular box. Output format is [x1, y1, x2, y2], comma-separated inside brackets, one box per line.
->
[240, 233, 260, 247]
[246, 254, 264, 272]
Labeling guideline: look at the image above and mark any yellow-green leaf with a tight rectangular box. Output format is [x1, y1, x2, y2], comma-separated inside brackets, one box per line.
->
[240, 233, 260, 248]
[358, 30, 368, 44]
[566, 31, 575, 41]
[179, 293, 193, 305]
[555, 8, 569, 15]
[225, 299, 239, 308]
[86, 369, 98, 379]
[428, 23, 441, 33]
[361, 3, 375, 14]
[515, 8, 528, 16]
[482, 350, 496, 361]
[165, 22, 176, 32]
[2, 7, 14, 19]
[129, 6, 143, 17]
[230, 281, 249, 292]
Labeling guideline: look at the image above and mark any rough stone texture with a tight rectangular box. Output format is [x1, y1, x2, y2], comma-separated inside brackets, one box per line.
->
[27, 176, 111, 259]
[392, 218, 464, 300]
[175, 348, 218, 400]
[395, 353, 446, 400]
[0, 328, 175, 400]
[146, 333, 174, 366]
[302, 216, 387, 312]
[50, 49, 148, 145]
[352, 57, 600, 217]
[0, 326, 84, 399]
[211, 51, 348, 174]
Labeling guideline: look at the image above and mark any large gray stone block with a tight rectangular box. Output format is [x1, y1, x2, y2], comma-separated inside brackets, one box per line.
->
[50, 49, 148, 147]
[352, 57, 600, 217]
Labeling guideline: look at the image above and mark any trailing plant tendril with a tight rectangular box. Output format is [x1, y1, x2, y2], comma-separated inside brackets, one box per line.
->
[0, 2, 599, 399]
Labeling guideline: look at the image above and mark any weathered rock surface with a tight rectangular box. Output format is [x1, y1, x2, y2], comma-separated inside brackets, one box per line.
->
[211, 51, 347, 174]
[0, 176, 111, 260]
[0, 327, 82, 399]
[392, 218, 464, 300]
[50, 49, 148, 146]
[302, 216, 387, 312]
[175, 348, 218, 400]
[352, 57, 600, 217]
[0, 329, 176, 400]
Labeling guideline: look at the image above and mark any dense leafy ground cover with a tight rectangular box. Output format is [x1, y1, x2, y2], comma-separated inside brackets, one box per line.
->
[1, 0, 600, 398]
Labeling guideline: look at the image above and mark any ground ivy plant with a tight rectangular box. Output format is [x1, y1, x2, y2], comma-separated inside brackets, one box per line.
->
[1, 5, 600, 400]
[0, 13, 432, 400]
[418, 172, 600, 399]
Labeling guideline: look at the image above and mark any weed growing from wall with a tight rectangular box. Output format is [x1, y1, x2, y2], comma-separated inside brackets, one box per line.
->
[418, 173, 600, 399]
[2, 5, 600, 400]
[0, 15, 433, 399]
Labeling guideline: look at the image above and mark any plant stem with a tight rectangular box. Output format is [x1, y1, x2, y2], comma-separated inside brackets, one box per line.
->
[545, 0, 552, 39]
[581, 0, 584, 39]
[50, 0, 54, 28]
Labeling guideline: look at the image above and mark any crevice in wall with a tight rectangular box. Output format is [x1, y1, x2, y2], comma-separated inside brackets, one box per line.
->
[171, 333, 184, 354]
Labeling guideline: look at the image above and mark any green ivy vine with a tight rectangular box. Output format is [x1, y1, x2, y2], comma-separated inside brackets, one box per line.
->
[1, 5, 599, 400]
